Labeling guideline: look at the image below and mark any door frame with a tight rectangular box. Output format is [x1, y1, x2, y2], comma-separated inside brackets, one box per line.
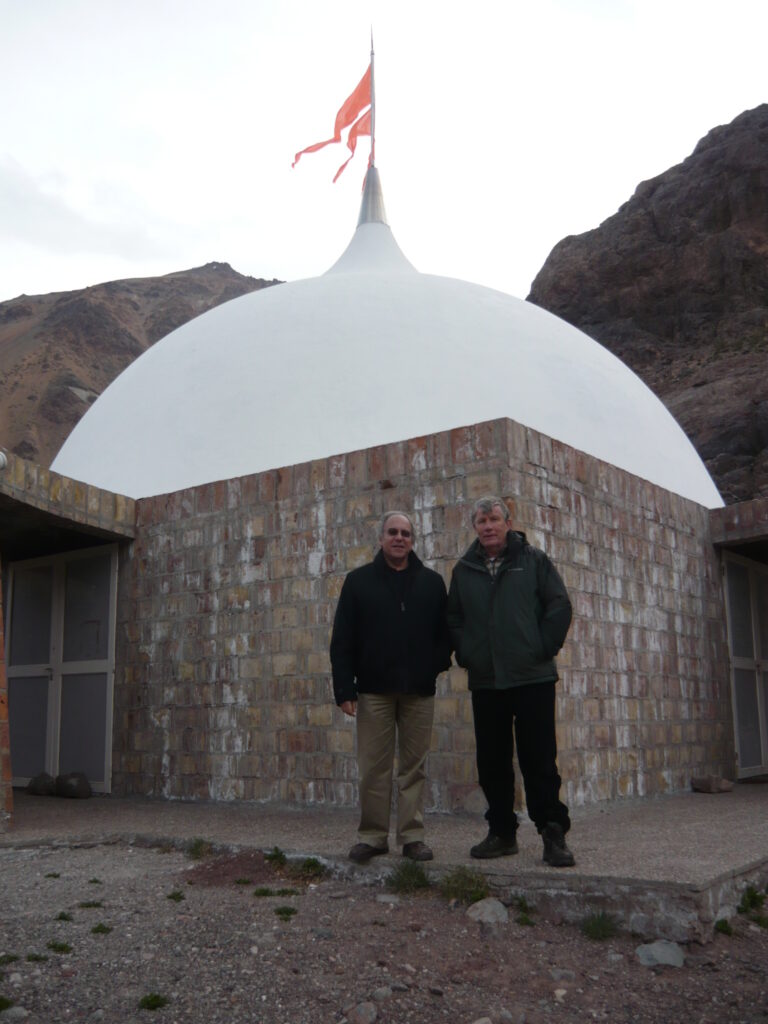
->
[722, 551, 768, 778]
[6, 544, 118, 792]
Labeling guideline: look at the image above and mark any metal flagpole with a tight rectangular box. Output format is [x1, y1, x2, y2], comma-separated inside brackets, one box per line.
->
[370, 29, 376, 167]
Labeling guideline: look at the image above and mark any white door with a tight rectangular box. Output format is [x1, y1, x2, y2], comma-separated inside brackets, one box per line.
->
[6, 545, 118, 792]
[723, 554, 768, 778]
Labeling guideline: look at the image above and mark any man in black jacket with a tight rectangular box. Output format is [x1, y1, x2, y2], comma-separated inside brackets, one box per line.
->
[447, 496, 575, 867]
[331, 511, 450, 864]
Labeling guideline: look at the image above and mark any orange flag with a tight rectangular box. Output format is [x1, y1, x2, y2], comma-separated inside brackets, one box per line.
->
[333, 108, 371, 182]
[292, 64, 372, 177]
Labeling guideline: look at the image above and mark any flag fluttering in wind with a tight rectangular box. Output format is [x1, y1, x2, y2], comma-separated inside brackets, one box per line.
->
[332, 108, 371, 182]
[292, 63, 373, 181]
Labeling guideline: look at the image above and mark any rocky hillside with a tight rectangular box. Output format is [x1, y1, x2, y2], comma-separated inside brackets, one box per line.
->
[0, 263, 278, 466]
[528, 104, 768, 504]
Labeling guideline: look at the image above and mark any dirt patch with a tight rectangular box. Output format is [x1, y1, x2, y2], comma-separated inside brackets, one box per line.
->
[183, 849, 326, 890]
[2, 844, 767, 1024]
[183, 849, 279, 887]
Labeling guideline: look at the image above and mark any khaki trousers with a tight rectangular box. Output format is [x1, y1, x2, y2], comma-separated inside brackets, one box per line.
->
[356, 692, 435, 847]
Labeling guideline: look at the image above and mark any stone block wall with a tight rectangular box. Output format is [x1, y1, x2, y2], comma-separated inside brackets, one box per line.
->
[0, 451, 135, 540]
[710, 496, 768, 545]
[112, 417, 735, 809]
[0, 564, 10, 830]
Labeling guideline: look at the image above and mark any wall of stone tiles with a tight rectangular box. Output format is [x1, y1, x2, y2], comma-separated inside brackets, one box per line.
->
[0, 565, 10, 829]
[111, 417, 736, 810]
[0, 451, 135, 540]
[710, 497, 768, 545]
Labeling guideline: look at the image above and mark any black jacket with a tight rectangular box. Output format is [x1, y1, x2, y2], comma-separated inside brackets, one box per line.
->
[446, 530, 572, 690]
[330, 550, 451, 705]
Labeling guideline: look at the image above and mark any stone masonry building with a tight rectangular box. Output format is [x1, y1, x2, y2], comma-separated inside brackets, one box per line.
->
[5, 416, 768, 830]
[3, 169, 768, 828]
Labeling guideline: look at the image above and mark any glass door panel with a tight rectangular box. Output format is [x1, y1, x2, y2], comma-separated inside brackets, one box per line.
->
[59, 672, 108, 782]
[757, 576, 768, 658]
[726, 562, 754, 659]
[63, 555, 111, 662]
[733, 668, 762, 768]
[8, 565, 52, 666]
[7, 676, 49, 779]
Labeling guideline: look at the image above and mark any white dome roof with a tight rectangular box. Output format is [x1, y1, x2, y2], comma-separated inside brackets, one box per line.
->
[52, 170, 722, 508]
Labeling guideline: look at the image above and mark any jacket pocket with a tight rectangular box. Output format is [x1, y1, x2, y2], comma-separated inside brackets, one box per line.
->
[497, 620, 545, 674]
[460, 635, 494, 676]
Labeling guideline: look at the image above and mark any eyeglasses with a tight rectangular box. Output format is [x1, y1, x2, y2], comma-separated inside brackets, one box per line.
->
[386, 528, 412, 538]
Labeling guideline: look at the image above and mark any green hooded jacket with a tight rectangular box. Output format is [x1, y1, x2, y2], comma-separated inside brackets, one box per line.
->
[446, 530, 572, 690]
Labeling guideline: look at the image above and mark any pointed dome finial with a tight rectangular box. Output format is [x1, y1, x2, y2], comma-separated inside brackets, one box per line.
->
[358, 165, 388, 226]
[325, 163, 414, 275]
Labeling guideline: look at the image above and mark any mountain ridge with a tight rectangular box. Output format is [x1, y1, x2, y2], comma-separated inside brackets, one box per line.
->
[0, 262, 277, 466]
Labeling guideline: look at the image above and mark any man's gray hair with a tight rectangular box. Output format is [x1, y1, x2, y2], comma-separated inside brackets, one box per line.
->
[379, 510, 415, 537]
[471, 496, 512, 526]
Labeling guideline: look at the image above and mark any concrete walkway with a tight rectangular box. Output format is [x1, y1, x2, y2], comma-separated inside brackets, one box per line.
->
[4, 783, 768, 943]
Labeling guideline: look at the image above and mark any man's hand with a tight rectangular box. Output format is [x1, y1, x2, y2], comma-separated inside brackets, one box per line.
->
[340, 700, 357, 717]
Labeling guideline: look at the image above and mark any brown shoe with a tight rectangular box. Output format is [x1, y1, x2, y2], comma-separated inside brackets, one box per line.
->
[402, 841, 434, 862]
[348, 842, 389, 864]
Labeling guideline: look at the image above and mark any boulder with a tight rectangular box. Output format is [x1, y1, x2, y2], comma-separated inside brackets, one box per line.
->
[55, 772, 92, 799]
[26, 772, 56, 796]
[635, 939, 685, 968]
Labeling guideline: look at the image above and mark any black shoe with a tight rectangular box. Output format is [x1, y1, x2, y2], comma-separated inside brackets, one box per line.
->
[470, 831, 519, 859]
[541, 822, 575, 867]
[402, 841, 434, 862]
[348, 842, 389, 864]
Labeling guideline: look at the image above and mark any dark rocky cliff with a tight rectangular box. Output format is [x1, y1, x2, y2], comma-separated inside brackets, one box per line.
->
[0, 263, 278, 467]
[528, 104, 768, 504]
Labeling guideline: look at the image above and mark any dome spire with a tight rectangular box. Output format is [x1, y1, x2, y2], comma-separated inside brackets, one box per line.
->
[358, 165, 388, 226]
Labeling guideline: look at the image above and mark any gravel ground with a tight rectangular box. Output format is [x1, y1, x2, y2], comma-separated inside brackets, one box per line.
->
[1, 842, 768, 1024]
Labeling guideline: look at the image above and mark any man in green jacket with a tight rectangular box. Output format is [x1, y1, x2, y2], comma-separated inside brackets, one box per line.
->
[447, 496, 575, 866]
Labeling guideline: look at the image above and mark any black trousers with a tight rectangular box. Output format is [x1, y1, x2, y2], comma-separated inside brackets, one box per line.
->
[471, 682, 570, 839]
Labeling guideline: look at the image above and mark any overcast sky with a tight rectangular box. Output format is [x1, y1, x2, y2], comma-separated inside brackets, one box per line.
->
[1, 0, 766, 304]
